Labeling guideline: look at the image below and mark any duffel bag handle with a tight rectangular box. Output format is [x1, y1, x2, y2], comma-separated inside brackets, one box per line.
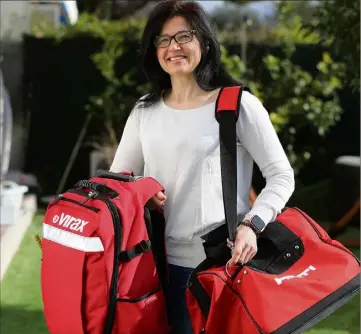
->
[74, 180, 118, 198]
[95, 169, 137, 182]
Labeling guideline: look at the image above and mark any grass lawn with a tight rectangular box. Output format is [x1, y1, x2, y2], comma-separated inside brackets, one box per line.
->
[1, 212, 48, 334]
[0, 212, 360, 334]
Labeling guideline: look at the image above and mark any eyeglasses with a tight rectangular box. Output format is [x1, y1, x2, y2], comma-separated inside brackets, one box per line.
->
[154, 30, 196, 48]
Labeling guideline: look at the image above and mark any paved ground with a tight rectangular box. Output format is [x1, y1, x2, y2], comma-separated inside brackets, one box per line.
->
[0, 194, 37, 281]
[1, 225, 8, 238]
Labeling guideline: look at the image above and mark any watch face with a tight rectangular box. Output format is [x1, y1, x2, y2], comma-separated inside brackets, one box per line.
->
[251, 215, 266, 231]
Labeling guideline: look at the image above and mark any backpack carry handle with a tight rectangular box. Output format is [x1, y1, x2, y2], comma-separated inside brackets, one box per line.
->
[95, 169, 137, 182]
[74, 180, 118, 198]
[95, 170, 165, 206]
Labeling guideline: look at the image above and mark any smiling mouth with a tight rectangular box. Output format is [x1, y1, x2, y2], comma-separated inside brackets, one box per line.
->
[167, 56, 187, 61]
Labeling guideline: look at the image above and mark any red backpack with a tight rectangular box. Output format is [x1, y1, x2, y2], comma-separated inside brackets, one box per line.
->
[186, 86, 360, 333]
[40, 170, 170, 334]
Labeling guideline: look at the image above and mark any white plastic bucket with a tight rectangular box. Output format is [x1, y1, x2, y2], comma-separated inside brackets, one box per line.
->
[0, 181, 29, 225]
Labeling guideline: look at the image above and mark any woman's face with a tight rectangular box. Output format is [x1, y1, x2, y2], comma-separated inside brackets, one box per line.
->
[155, 16, 202, 77]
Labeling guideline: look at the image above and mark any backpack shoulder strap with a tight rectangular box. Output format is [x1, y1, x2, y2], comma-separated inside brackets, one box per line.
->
[215, 85, 245, 242]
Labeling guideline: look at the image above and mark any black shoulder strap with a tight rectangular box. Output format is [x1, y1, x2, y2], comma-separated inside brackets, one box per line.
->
[215, 86, 245, 242]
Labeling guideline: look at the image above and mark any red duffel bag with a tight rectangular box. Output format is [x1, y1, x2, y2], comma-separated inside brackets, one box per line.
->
[186, 86, 360, 334]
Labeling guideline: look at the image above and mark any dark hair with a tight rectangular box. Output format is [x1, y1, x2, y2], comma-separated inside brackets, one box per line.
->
[138, 0, 241, 108]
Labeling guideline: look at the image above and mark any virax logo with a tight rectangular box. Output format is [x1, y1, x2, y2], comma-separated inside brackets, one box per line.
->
[275, 265, 316, 285]
[52, 213, 88, 232]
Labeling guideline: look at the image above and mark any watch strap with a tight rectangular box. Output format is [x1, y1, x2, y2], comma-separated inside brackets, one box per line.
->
[237, 220, 260, 237]
[237, 215, 266, 236]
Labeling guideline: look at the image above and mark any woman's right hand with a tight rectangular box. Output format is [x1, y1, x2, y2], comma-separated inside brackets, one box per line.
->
[146, 191, 167, 210]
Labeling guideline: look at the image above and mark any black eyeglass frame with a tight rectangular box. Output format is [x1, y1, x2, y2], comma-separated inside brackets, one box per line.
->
[154, 30, 197, 48]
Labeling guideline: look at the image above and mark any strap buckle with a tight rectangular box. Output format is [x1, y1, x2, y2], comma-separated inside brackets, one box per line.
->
[138, 240, 150, 252]
[118, 239, 151, 263]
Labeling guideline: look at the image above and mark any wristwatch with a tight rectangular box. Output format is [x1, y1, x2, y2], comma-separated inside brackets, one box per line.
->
[237, 215, 266, 237]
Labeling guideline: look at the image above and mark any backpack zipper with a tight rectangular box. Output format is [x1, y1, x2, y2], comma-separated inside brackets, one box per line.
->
[116, 286, 161, 303]
[98, 195, 122, 334]
[66, 187, 122, 334]
[51, 194, 100, 212]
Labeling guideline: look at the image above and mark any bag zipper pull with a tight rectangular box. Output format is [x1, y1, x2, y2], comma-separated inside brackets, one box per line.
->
[81, 191, 98, 205]
[50, 194, 63, 205]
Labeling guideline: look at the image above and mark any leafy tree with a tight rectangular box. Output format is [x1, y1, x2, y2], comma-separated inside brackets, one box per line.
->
[273, 1, 320, 44]
[220, 45, 261, 98]
[260, 2, 345, 174]
[263, 50, 345, 174]
[309, 0, 360, 90]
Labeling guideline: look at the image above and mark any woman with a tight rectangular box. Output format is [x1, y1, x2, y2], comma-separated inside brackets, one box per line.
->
[109, 0, 295, 333]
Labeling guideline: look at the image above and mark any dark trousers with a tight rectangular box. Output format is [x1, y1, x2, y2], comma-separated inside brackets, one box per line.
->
[165, 264, 194, 334]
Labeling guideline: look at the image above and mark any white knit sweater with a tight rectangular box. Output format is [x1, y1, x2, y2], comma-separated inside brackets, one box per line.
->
[110, 91, 295, 268]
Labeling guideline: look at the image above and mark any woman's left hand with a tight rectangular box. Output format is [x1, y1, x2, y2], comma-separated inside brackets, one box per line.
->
[227, 225, 258, 266]
[146, 191, 167, 210]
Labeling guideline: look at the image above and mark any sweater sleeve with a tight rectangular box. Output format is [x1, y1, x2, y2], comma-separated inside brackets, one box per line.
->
[109, 104, 144, 175]
[236, 91, 295, 225]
